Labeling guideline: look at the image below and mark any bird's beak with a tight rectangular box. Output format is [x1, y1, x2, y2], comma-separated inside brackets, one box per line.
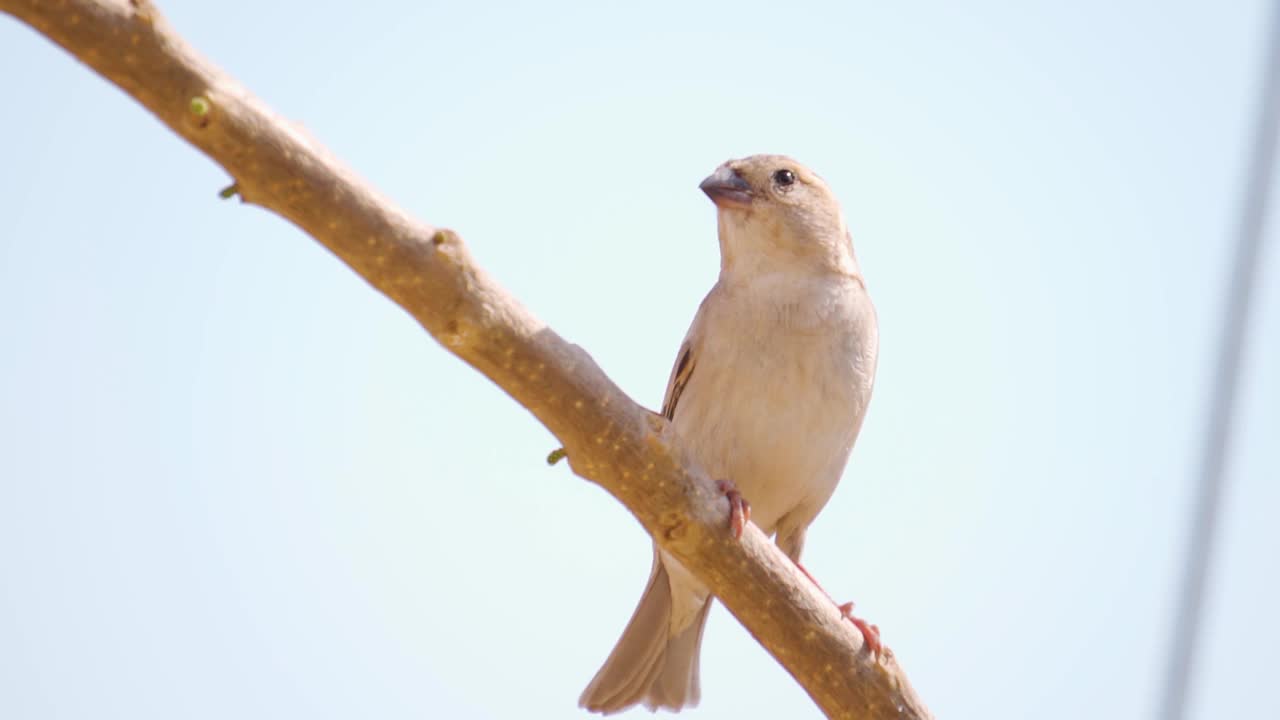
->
[699, 166, 753, 208]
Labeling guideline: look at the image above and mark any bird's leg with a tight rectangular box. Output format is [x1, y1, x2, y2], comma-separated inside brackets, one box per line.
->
[794, 561, 884, 658]
[715, 479, 751, 539]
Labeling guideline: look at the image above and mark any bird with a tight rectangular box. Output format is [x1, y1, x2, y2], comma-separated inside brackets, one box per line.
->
[578, 155, 881, 714]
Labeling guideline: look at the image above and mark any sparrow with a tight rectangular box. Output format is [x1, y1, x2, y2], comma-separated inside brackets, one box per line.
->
[579, 155, 880, 714]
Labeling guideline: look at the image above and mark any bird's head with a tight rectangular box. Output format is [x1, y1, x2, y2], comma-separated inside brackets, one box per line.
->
[700, 155, 858, 279]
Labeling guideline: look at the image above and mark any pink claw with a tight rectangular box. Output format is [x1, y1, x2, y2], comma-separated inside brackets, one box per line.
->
[715, 479, 751, 539]
[796, 562, 886, 659]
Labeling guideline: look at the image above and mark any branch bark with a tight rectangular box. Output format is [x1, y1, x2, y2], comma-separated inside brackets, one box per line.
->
[1, 2, 932, 717]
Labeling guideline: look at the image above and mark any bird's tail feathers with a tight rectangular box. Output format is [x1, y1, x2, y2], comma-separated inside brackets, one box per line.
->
[579, 560, 712, 714]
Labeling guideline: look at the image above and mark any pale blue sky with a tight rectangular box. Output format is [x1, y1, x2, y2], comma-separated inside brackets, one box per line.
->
[2, 1, 1278, 718]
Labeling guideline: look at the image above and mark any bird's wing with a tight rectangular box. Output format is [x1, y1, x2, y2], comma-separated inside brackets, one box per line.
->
[660, 339, 695, 421]
[661, 290, 718, 421]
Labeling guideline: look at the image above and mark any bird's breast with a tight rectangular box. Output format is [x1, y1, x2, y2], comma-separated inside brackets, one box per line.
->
[671, 277, 877, 534]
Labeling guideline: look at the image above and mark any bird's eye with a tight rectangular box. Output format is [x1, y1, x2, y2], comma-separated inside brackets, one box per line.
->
[772, 169, 796, 187]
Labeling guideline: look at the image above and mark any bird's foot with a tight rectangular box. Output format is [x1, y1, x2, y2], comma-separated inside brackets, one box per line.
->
[715, 478, 751, 539]
[795, 562, 885, 659]
[837, 601, 883, 659]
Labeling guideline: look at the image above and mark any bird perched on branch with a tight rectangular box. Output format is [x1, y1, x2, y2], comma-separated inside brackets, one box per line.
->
[579, 155, 881, 714]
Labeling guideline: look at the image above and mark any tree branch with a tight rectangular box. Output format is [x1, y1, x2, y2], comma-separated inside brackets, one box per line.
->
[0, 1, 932, 717]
